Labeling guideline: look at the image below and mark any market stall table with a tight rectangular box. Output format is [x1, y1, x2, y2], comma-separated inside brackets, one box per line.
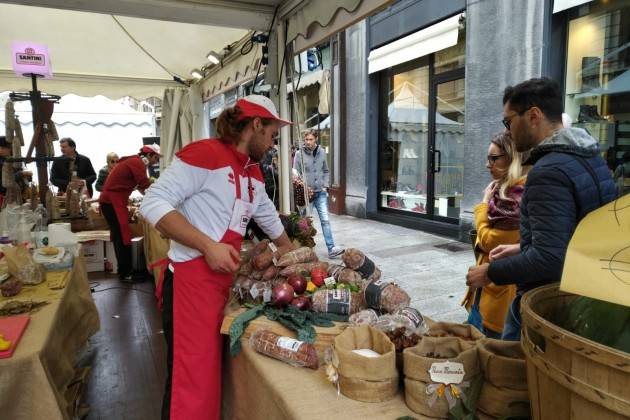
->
[220, 306, 440, 420]
[0, 251, 100, 420]
[221, 338, 421, 420]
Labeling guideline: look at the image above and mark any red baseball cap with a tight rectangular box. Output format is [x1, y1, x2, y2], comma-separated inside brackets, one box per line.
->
[141, 144, 162, 156]
[236, 95, 292, 127]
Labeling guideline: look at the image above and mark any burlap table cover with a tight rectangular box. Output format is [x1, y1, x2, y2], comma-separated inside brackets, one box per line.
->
[0, 250, 100, 420]
[139, 216, 170, 285]
[222, 338, 430, 419]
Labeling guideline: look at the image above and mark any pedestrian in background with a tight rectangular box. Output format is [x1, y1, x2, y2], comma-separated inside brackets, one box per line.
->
[95, 152, 119, 192]
[293, 129, 344, 258]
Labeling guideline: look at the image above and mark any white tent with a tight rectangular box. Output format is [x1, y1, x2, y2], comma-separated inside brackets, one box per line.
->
[0, 93, 155, 196]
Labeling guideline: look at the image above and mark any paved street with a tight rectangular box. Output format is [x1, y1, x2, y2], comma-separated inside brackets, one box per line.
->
[311, 213, 473, 323]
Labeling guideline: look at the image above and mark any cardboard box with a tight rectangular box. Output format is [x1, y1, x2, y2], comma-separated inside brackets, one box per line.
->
[82, 240, 105, 272]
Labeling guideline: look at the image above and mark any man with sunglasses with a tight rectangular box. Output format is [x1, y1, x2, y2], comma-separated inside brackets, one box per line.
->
[466, 77, 615, 340]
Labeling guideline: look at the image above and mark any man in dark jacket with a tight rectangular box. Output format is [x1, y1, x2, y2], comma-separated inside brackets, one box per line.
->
[466, 77, 616, 340]
[50, 137, 97, 197]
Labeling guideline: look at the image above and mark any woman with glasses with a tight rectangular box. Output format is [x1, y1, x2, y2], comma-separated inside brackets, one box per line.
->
[463, 132, 527, 338]
[95, 152, 119, 192]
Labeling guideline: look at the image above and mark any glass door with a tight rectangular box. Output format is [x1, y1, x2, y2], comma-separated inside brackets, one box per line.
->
[379, 60, 431, 214]
[429, 76, 465, 220]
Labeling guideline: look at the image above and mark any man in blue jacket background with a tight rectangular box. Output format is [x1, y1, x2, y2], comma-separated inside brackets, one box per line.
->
[466, 77, 616, 340]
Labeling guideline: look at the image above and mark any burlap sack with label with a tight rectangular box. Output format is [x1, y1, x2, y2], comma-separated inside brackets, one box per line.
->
[3, 245, 45, 285]
[477, 338, 529, 418]
[332, 325, 398, 402]
[426, 321, 484, 343]
[403, 336, 479, 418]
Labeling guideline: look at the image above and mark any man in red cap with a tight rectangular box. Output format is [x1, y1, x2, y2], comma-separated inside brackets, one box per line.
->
[100, 144, 161, 282]
[140, 95, 294, 420]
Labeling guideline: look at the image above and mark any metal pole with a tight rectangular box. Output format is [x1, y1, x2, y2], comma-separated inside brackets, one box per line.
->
[277, 23, 291, 215]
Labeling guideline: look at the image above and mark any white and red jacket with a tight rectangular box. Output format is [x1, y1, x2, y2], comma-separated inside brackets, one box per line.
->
[140, 139, 284, 262]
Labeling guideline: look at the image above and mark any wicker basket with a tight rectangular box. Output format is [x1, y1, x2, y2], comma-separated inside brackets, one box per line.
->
[521, 284, 630, 420]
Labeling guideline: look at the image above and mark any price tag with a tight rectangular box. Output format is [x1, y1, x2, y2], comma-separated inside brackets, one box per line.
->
[268, 242, 279, 265]
[250, 284, 260, 299]
[277, 337, 303, 352]
[263, 288, 272, 303]
[428, 361, 465, 385]
[324, 276, 336, 287]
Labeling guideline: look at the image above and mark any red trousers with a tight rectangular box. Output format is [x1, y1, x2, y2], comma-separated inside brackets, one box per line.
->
[162, 257, 233, 420]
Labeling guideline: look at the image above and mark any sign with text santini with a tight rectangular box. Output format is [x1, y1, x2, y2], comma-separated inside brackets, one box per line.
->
[11, 42, 53, 78]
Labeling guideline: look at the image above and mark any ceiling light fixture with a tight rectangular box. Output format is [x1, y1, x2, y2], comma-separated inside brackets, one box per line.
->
[191, 69, 204, 80]
[206, 51, 221, 65]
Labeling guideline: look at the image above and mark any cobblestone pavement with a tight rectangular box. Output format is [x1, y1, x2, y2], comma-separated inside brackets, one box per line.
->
[311, 213, 473, 323]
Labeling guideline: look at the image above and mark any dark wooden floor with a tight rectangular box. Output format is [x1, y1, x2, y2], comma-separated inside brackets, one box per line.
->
[82, 272, 166, 420]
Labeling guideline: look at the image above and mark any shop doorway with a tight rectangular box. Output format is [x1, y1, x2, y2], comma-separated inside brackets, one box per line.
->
[378, 60, 464, 222]
[429, 73, 465, 221]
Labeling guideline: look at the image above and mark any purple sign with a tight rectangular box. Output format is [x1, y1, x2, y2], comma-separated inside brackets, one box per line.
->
[11, 41, 52, 78]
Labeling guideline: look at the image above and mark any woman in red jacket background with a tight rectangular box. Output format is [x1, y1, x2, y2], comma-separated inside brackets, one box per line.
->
[100, 144, 160, 282]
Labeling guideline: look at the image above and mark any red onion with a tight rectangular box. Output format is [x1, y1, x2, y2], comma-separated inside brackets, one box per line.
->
[290, 295, 312, 311]
[271, 282, 295, 307]
[287, 274, 307, 295]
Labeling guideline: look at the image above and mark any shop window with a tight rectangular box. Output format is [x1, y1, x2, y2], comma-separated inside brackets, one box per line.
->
[564, 0, 630, 197]
[380, 63, 430, 213]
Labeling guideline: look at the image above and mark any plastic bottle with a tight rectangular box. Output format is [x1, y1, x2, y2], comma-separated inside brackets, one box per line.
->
[34, 204, 49, 248]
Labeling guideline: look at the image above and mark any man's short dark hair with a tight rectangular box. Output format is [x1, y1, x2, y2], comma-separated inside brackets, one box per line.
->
[502, 77, 563, 122]
[60, 137, 76, 149]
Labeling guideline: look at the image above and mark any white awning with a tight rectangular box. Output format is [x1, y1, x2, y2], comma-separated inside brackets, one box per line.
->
[200, 41, 262, 102]
[553, 0, 593, 13]
[284, 0, 395, 53]
[0, 3, 248, 99]
[368, 14, 462, 74]
[287, 69, 324, 93]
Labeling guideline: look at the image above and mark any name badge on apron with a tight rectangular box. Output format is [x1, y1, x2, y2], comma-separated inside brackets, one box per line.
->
[229, 198, 254, 236]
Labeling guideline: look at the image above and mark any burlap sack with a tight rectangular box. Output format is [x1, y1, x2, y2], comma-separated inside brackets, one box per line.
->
[426, 321, 484, 342]
[403, 337, 479, 418]
[477, 338, 527, 389]
[477, 338, 530, 418]
[2, 245, 45, 285]
[333, 325, 398, 402]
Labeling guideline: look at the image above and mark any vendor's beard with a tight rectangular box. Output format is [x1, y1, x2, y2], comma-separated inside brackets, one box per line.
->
[248, 139, 268, 162]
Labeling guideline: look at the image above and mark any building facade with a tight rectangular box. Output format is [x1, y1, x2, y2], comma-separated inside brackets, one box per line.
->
[342, 0, 629, 239]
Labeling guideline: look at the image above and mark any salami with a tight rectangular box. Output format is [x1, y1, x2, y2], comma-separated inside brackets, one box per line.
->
[279, 261, 328, 277]
[252, 248, 275, 271]
[327, 264, 345, 279]
[337, 268, 363, 287]
[277, 247, 318, 267]
[262, 265, 280, 281]
[311, 289, 363, 315]
[250, 329, 319, 369]
[342, 248, 377, 279]
[362, 279, 410, 314]
[349, 309, 380, 326]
